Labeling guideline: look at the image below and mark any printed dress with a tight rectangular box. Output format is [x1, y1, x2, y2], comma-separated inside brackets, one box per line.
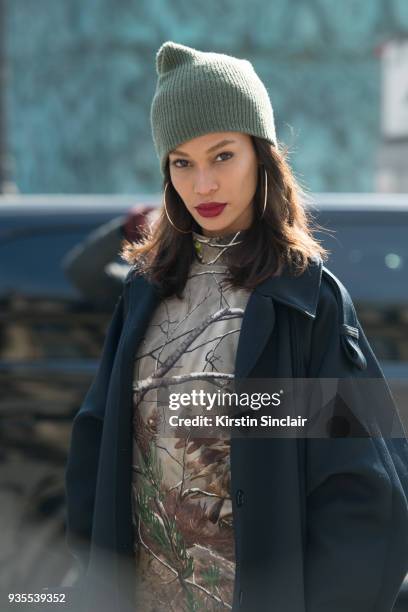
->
[131, 230, 250, 611]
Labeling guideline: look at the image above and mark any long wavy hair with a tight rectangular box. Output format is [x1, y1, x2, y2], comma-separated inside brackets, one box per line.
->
[120, 136, 329, 298]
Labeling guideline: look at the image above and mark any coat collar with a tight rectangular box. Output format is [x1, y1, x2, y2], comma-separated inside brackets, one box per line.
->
[253, 254, 323, 319]
[126, 254, 323, 320]
[234, 255, 322, 381]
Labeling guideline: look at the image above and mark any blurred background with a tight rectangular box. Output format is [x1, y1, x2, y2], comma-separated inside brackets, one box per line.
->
[1, 0, 408, 608]
[2, 1, 408, 193]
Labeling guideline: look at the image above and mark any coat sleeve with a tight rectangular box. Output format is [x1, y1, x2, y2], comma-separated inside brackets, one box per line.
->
[304, 277, 408, 612]
[64, 287, 127, 577]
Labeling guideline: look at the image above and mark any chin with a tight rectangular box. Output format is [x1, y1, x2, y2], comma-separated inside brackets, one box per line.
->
[199, 221, 236, 237]
[193, 212, 235, 235]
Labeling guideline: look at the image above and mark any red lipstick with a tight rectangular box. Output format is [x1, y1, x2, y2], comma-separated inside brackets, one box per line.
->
[195, 202, 227, 218]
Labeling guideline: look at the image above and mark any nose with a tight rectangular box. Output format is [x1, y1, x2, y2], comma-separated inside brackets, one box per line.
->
[193, 170, 218, 196]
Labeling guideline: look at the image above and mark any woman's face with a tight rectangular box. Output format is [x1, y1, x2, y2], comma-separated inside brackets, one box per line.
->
[168, 131, 259, 237]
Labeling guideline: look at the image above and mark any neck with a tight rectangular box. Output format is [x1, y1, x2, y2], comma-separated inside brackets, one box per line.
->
[192, 228, 245, 266]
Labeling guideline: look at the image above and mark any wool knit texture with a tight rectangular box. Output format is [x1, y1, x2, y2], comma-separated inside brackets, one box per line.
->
[150, 41, 277, 175]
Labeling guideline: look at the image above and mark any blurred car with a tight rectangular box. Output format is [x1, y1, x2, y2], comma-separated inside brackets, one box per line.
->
[0, 193, 407, 607]
[0, 195, 157, 597]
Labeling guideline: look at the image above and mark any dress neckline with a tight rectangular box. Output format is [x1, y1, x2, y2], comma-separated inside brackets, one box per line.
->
[192, 229, 246, 266]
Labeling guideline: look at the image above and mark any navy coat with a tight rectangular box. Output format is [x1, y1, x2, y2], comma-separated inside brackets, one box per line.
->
[63, 256, 408, 611]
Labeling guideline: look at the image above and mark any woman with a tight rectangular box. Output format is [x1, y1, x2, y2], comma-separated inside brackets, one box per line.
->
[65, 42, 408, 612]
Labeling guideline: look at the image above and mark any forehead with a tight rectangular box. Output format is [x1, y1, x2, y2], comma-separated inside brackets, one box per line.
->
[169, 131, 250, 155]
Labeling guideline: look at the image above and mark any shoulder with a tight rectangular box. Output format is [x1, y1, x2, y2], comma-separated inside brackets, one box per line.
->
[123, 264, 152, 293]
[123, 263, 140, 285]
[312, 265, 368, 372]
[316, 265, 357, 329]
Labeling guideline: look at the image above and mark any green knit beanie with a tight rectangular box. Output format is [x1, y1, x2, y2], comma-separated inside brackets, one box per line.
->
[150, 41, 278, 176]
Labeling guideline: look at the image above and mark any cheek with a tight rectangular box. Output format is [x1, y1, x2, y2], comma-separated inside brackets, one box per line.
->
[235, 162, 258, 204]
[169, 172, 187, 198]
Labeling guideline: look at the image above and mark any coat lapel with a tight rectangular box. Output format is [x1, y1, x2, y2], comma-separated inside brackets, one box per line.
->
[234, 255, 323, 382]
[234, 291, 276, 381]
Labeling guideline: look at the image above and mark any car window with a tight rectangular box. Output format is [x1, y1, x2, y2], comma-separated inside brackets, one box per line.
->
[315, 224, 407, 304]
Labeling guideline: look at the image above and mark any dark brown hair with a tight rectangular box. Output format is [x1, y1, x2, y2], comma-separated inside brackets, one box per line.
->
[120, 136, 329, 298]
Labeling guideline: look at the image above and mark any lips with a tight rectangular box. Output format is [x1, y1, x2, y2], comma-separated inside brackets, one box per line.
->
[196, 202, 227, 211]
[195, 202, 227, 218]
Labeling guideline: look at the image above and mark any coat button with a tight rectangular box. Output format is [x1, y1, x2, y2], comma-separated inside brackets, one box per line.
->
[236, 489, 245, 507]
[239, 589, 244, 606]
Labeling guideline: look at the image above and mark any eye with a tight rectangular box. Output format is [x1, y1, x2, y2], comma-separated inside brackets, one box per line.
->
[216, 151, 233, 162]
[170, 151, 234, 168]
[171, 158, 189, 168]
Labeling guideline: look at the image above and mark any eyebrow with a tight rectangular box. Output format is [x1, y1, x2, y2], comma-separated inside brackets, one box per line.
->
[169, 139, 237, 157]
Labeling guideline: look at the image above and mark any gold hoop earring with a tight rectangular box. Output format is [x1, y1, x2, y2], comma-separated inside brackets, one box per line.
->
[259, 167, 268, 220]
[163, 182, 192, 234]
